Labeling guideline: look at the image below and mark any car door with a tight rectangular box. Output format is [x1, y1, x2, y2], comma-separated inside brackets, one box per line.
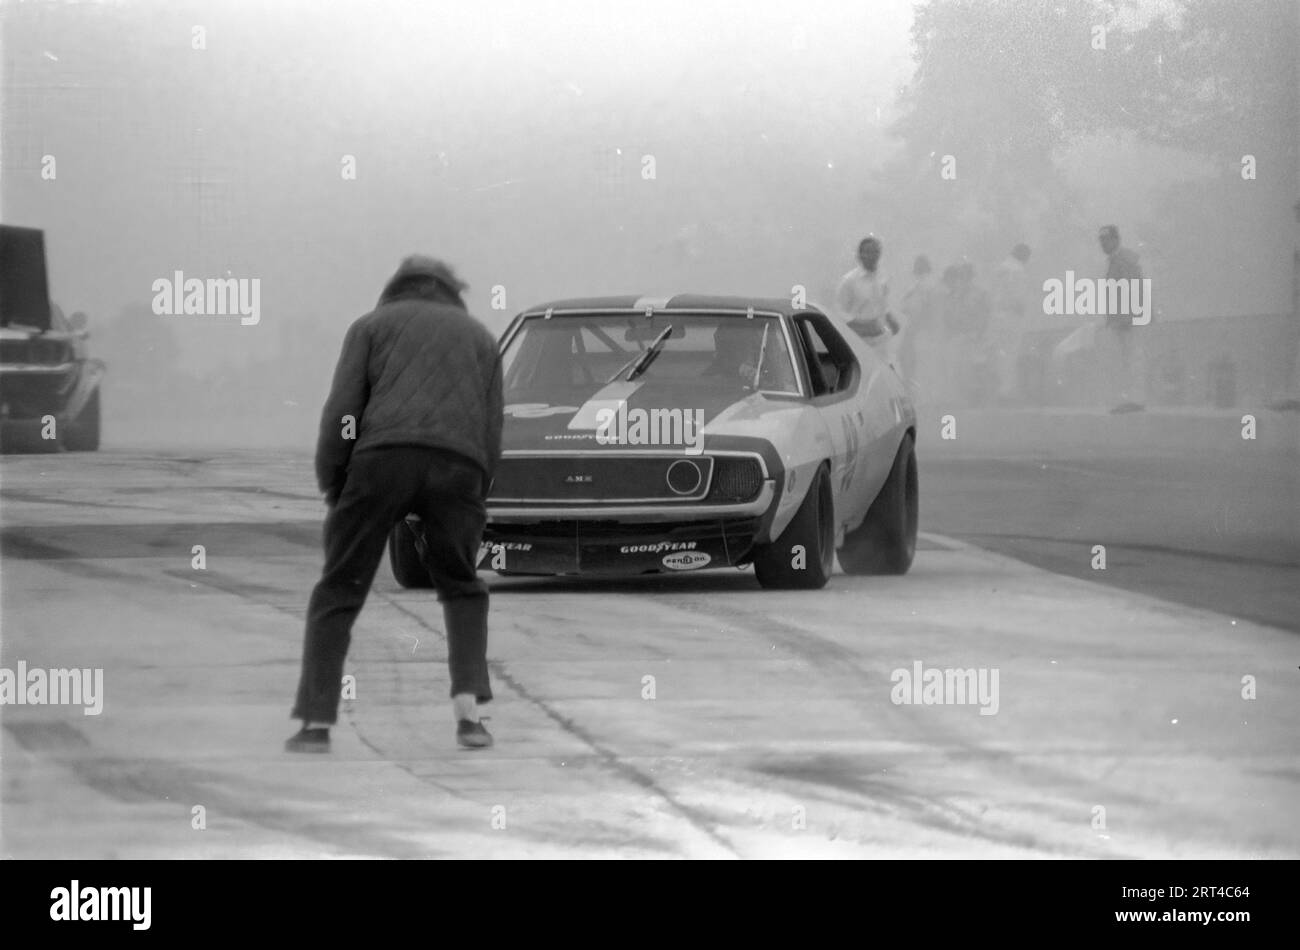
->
[792, 313, 871, 533]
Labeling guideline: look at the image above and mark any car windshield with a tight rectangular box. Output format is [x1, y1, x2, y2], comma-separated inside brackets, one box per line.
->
[501, 312, 801, 399]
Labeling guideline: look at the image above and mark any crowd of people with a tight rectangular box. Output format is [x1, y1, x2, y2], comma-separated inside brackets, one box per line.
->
[833, 226, 1151, 413]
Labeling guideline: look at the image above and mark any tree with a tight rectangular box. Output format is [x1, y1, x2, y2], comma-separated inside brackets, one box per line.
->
[881, 0, 1297, 254]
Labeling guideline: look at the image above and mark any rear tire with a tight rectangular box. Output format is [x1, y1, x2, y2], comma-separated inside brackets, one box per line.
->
[838, 432, 918, 575]
[388, 520, 436, 588]
[752, 465, 834, 590]
[63, 389, 101, 452]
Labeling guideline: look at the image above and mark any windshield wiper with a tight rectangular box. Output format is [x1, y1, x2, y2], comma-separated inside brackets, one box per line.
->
[605, 351, 642, 385]
[607, 324, 674, 383]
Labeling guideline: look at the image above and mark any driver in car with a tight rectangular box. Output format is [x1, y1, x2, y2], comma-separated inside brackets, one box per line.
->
[704, 321, 796, 391]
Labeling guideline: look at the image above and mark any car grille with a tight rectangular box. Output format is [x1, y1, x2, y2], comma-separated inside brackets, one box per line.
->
[705, 456, 764, 503]
[491, 454, 716, 502]
[0, 339, 70, 364]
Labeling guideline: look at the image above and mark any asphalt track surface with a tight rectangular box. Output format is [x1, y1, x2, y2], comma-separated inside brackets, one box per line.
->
[1, 436, 1296, 858]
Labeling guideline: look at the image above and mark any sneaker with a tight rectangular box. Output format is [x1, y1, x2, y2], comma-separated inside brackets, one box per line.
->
[1268, 396, 1300, 412]
[285, 726, 330, 753]
[456, 719, 494, 750]
[1109, 401, 1145, 414]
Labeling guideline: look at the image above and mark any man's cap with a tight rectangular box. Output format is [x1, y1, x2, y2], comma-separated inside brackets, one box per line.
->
[1099, 225, 1120, 240]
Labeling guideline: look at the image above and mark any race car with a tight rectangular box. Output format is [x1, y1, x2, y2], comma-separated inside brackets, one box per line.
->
[0, 225, 104, 451]
[389, 294, 917, 590]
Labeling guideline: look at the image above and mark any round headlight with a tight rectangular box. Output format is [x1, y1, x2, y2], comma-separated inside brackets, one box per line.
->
[666, 459, 703, 495]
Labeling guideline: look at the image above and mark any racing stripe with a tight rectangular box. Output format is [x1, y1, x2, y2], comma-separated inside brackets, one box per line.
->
[566, 380, 644, 430]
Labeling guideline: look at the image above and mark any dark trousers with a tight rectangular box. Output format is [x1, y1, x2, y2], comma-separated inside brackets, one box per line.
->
[292, 446, 492, 724]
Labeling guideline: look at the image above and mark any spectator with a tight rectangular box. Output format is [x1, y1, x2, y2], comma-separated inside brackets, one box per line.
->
[989, 243, 1033, 404]
[939, 262, 994, 404]
[287, 255, 504, 754]
[899, 254, 942, 394]
[836, 235, 900, 356]
[1098, 225, 1147, 413]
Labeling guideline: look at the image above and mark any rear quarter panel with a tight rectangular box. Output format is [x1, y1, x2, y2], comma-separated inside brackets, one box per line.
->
[821, 310, 915, 536]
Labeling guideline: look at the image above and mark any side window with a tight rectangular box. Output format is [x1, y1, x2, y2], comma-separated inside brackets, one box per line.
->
[796, 316, 857, 396]
[795, 321, 830, 396]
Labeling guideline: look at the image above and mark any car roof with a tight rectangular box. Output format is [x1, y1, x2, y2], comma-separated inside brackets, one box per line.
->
[516, 294, 825, 319]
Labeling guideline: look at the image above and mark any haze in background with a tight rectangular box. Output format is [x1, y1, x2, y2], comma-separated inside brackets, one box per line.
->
[1, 0, 1295, 448]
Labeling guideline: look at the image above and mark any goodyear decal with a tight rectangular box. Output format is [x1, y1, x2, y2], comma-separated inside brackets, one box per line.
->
[476, 541, 535, 566]
[619, 541, 698, 554]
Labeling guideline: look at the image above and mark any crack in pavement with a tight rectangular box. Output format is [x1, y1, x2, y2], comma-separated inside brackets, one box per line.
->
[378, 594, 740, 857]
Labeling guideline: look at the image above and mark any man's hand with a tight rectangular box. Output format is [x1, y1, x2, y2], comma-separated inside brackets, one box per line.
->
[324, 487, 341, 507]
[848, 317, 886, 338]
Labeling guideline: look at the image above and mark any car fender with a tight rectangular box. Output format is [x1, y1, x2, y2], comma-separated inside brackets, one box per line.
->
[62, 358, 105, 420]
[704, 395, 831, 541]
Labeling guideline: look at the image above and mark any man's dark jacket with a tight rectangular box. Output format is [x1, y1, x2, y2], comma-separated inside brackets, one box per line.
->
[315, 261, 504, 498]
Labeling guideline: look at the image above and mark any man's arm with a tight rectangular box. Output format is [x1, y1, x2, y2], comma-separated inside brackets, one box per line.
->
[483, 351, 504, 489]
[881, 278, 900, 334]
[314, 320, 370, 501]
[835, 272, 855, 318]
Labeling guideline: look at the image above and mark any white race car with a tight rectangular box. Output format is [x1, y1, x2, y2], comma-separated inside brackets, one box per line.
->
[390, 294, 917, 590]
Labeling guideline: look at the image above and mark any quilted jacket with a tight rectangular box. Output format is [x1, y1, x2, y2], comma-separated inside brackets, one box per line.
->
[315, 258, 504, 497]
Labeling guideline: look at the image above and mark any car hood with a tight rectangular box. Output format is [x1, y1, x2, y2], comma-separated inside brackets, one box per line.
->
[503, 377, 801, 452]
[0, 225, 52, 332]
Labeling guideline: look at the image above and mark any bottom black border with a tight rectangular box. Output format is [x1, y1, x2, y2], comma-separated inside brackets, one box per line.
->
[4, 858, 1289, 937]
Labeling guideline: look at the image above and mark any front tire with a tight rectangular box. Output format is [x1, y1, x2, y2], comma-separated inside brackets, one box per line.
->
[752, 465, 834, 590]
[388, 520, 436, 588]
[838, 432, 918, 575]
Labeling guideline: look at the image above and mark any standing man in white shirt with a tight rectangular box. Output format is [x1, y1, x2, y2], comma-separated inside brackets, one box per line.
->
[836, 235, 900, 359]
[990, 243, 1033, 404]
[899, 254, 941, 394]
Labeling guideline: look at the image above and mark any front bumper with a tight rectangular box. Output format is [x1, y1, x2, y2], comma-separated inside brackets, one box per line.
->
[479, 514, 766, 575]
[0, 360, 102, 421]
[462, 439, 787, 575]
